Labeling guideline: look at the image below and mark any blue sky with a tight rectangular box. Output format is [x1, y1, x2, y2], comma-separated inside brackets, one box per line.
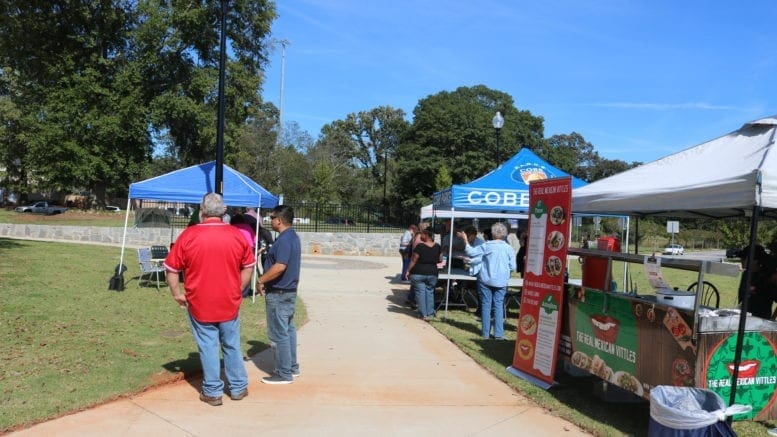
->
[262, 0, 776, 164]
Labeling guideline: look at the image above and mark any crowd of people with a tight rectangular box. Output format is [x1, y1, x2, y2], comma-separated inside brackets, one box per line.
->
[399, 219, 527, 338]
[164, 194, 302, 406]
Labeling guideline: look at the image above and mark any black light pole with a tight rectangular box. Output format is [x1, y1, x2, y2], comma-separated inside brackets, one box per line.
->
[492, 111, 504, 165]
[383, 147, 388, 223]
[215, 0, 229, 195]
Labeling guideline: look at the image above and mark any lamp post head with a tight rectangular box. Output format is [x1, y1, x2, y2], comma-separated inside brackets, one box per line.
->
[492, 111, 504, 130]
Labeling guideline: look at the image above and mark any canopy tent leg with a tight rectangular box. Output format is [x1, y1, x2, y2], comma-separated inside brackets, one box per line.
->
[443, 208, 456, 319]
[728, 205, 760, 415]
[118, 198, 132, 272]
[251, 204, 261, 304]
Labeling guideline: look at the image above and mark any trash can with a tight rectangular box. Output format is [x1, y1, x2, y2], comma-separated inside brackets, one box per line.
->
[581, 237, 621, 291]
[648, 386, 752, 437]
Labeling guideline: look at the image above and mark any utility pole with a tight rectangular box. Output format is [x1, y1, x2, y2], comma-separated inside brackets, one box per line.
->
[277, 39, 290, 145]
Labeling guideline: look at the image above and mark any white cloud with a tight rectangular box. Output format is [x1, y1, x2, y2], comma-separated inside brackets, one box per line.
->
[585, 102, 751, 111]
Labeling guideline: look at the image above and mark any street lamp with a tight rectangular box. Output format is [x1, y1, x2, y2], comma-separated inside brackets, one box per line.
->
[214, 0, 229, 194]
[492, 111, 504, 165]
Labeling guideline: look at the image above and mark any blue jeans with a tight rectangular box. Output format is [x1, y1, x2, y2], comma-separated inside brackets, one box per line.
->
[265, 291, 299, 380]
[400, 251, 410, 280]
[410, 274, 437, 318]
[478, 282, 506, 339]
[187, 312, 248, 397]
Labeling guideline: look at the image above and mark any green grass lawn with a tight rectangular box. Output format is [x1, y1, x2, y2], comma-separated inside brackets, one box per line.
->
[0, 238, 304, 432]
[567, 258, 742, 307]
[0, 209, 127, 227]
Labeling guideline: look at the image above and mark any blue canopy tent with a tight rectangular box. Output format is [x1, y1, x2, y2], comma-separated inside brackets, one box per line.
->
[117, 162, 278, 296]
[432, 148, 588, 315]
[433, 148, 588, 213]
[128, 161, 278, 207]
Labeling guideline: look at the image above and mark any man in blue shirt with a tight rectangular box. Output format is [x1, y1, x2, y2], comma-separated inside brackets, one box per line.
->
[257, 205, 302, 384]
[458, 222, 516, 339]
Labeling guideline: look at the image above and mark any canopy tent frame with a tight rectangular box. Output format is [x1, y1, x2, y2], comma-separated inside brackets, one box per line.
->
[117, 162, 278, 301]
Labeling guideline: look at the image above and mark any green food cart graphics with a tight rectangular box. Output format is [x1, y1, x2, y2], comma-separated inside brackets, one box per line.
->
[562, 249, 777, 421]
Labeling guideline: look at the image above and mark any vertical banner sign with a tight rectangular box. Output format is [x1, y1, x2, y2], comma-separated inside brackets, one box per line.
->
[511, 177, 571, 387]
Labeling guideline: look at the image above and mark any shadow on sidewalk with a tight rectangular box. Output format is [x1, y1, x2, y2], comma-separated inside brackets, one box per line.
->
[386, 289, 418, 317]
[162, 352, 202, 392]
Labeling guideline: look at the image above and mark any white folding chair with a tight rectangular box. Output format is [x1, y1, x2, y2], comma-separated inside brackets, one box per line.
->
[137, 247, 166, 291]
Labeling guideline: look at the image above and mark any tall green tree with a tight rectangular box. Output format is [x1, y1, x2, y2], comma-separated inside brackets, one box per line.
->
[138, 0, 276, 165]
[0, 0, 277, 203]
[309, 161, 337, 204]
[229, 102, 279, 187]
[541, 132, 597, 179]
[317, 106, 409, 205]
[395, 85, 545, 212]
[541, 132, 638, 182]
[0, 1, 148, 203]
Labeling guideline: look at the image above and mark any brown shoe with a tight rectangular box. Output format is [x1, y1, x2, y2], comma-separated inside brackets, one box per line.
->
[230, 389, 248, 401]
[199, 393, 223, 406]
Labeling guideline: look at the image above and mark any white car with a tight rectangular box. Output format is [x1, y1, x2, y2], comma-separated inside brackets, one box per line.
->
[663, 244, 684, 255]
[105, 205, 122, 212]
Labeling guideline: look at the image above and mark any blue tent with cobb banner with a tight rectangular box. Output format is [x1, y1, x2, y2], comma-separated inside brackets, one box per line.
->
[432, 148, 588, 214]
[431, 148, 588, 316]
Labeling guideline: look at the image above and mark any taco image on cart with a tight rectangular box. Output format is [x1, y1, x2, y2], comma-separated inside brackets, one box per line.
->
[570, 351, 592, 371]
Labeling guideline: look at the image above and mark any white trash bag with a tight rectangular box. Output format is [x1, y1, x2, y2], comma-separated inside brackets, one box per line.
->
[650, 386, 751, 432]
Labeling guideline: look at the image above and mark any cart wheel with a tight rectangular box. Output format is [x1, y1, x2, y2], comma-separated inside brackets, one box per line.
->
[687, 281, 719, 309]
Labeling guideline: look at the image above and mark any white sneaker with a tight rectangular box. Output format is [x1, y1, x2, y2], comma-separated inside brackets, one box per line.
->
[261, 375, 293, 385]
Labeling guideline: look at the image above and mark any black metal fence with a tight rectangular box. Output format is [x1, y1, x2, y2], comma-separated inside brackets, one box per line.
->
[133, 201, 414, 234]
[282, 202, 409, 233]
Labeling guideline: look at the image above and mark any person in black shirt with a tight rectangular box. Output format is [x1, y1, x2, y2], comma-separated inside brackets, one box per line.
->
[516, 230, 528, 278]
[407, 228, 442, 320]
[738, 244, 777, 319]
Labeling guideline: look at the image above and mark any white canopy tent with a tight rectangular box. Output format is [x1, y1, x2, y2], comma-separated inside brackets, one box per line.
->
[572, 115, 777, 407]
[572, 116, 777, 219]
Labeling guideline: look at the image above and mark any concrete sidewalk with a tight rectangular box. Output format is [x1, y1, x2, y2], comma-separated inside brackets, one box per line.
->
[11, 255, 588, 436]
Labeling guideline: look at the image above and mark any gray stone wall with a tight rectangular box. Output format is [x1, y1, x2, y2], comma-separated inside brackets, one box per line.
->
[0, 223, 401, 256]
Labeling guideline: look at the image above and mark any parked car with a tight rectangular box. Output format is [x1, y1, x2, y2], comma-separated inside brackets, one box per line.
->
[15, 201, 68, 215]
[105, 205, 122, 212]
[325, 217, 357, 225]
[662, 244, 684, 255]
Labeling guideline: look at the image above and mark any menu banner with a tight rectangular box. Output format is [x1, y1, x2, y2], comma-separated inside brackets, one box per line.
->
[511, 177, 571, 387]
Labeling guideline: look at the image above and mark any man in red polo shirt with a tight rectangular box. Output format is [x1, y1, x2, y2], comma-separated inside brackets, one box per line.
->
[165, 193, 256, 406]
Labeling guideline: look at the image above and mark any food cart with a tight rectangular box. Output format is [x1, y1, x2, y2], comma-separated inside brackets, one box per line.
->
[560, 248, 777, 420]
[560, 116, 777, 420]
